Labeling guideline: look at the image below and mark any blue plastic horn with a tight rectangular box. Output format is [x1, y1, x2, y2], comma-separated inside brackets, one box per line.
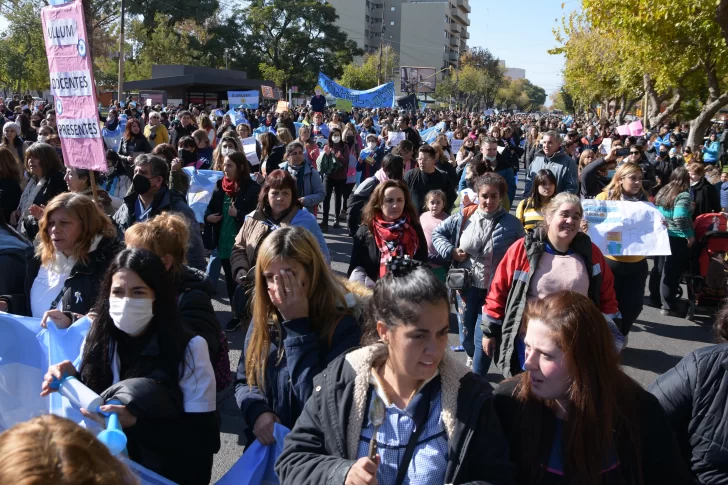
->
[96, 399, 127, 456]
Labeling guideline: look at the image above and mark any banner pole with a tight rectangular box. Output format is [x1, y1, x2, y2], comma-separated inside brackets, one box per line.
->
[89, 170, 99, 204]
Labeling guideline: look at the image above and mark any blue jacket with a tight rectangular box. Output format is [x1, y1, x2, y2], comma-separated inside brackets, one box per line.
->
[721, 182, 728, 210]
[290, 209, 331, 265]
[235, 314, 362, 441]
[280, 162, 326, 214]
[703, 141, 721, 163]
[431, 206, 525, 283]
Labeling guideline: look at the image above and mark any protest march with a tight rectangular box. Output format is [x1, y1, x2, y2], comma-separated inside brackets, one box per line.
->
[3, 0, 728, 484]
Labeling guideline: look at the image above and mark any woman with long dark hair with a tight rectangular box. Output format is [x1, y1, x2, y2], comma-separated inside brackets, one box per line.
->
[649, 166, 694, 316]
[348, 179, 427, 286]
[41, 249, 220, 485]
[118, 118, 152, 163]
[515, 169, 556, 232]
[260, 132, 285, 177]
[318, 127, 350, 231]
[494, 291, 693, 484]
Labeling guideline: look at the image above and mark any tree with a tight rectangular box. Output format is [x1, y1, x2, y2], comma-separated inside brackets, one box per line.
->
[578, 0, 728, 148]
[0, 0, 48, 93]
[124, 13, 205, 81]
[222, 0, 362, 92]
[459, 47, 504, 108]
[337, 45, 399, 90]
[549, 87, 575, 113]
[125, 0, 219, 32]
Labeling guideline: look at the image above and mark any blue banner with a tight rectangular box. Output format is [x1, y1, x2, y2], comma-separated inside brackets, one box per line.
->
[317, 72, 395, 109]
[227, 90, 259, 109]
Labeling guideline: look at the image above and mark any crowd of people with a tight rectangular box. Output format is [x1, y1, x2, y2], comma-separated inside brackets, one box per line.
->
[0, 93, 727, 485]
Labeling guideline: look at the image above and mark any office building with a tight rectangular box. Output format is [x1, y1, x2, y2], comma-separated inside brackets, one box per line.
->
[325, 0, 471, 94]
[499, 60, 526, 80]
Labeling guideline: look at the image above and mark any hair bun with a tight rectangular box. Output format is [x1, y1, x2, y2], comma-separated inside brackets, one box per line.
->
[385, 256, 423, 277]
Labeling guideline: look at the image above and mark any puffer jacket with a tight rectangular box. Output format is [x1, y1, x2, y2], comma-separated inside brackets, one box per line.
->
[275, 344, 515, 485]
[230, 206, 330, 282]
[432, 204, 525, 284]
[0, 236, 121, 317]
[690, 177, 721, 220]
[649, 343, 728, 485]
[279, 161, 325, 214]
[483, 228, 622, 377]
[721, 182, 728, 210]
[234, 282, 369, 444]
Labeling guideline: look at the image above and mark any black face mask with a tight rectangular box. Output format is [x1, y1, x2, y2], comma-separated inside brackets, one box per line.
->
[133, 174, 152, 195]
[180, 150, 197, 165]
[31, 120, 41, 127]
[346, 136, 355, 144]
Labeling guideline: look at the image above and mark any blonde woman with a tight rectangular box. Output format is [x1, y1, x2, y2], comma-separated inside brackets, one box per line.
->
[0, 192, 120, 323]
[276, 127, 295, 145]
[595, 162, 651, 335]
[143, 111, 169, 147]
[235, 226, 367, 446]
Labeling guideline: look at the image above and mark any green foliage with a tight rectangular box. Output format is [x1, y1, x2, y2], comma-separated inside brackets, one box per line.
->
[126, 0, 219, 32]
[337, 45, 398, 90]
[221, 0, 362, 92]
[495, 78, 547, 111]
[0, 0, 48, 92]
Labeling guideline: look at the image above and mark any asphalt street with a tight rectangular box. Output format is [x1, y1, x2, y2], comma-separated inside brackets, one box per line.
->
[207, 175, 716, 483]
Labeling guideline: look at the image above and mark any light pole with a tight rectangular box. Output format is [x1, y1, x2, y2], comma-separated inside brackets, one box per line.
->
[117, 0, 125, 104]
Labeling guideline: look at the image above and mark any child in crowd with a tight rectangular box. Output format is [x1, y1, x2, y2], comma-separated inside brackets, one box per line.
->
[420, 190, 449, 281]
[357, 133, 384, 181]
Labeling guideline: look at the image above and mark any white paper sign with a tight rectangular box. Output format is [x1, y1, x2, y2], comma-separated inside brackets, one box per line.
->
[241, 137, 260, 166]
[600, 138, 612, 155]
[50, 70, 93, 97]
[583, 200, 671, 256]
[46, 18, 78, 46]
[56, 118, 101, 139]
[450, 139, 464, 153]
[388, 131, 405, 146]
[497, 146, 505, 154]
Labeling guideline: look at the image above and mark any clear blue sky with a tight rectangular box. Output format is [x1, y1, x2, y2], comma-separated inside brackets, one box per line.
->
[469, 0, 579, 104]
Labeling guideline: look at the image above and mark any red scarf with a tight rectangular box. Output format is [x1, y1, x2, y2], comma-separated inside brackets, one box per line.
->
[372, 213, 419, 277]
[221, 176, 238, 198]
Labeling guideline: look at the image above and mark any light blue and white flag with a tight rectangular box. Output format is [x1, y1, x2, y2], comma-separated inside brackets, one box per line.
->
[182, 168, 224, 223]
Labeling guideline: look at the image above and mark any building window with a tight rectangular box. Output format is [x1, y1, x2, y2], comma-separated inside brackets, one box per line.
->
[390, 21, 394, 25]
[391, 6, 395, 11]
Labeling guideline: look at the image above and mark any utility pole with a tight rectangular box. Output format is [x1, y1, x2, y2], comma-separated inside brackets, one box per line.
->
[117, 0, 125, 104]
[377, 1, 385, 85]
[225, 49, 230, 70]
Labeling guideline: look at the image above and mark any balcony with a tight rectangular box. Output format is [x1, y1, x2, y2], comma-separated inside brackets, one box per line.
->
[449, 50, 459, 62]
[450, 21, 459, 33]
[462, 28, 470, 39]
[449, 35, 459, 47]
[457, 0, 471, 13]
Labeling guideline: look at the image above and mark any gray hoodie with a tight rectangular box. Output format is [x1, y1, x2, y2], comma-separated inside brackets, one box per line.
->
[524, 149, 579, 196]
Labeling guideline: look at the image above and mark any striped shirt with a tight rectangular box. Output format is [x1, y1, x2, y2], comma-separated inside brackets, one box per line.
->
[515, 198, 545, 232]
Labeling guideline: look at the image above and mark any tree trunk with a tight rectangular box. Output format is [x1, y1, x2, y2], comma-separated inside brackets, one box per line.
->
[687, 91, 728, 149]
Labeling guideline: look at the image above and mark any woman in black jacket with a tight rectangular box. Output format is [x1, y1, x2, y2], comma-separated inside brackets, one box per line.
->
[0, 211, 31, 298]
[687, 162, 721, 219]
[118, 118, 153, 164]
[124, 212, 228, 391]
[494, 291, 693, 485]
[204, 151, 261, 312]
[13, 143, 67, 240]
[260, 132, 285, 177]
[276, 260, 514, 485]
[0, 192, 120, 323]
[41, 249, 220, 485]
[348, 179, 427, 286]
[649, 302, 728, 485]
[0, 146, 22, 223]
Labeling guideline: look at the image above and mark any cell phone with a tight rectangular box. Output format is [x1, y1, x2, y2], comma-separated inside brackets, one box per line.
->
[615, 148, 631, 157]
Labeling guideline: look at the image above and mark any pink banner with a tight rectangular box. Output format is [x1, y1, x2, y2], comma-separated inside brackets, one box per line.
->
[41, 0, 106, 172]
[616, 125, 630, 136]
[628, 120, 644, 137]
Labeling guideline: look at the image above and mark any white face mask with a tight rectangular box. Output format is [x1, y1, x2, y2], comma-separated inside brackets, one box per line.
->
[368, 142, 377, 150]
[332, 136, 341, 144]
[109, 297, 154, 336]
[38, 135, 48, 144]
[221, 147, 234, 156]
[485, 155, 497, 162]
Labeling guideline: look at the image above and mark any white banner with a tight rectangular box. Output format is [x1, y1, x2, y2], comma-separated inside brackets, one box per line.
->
[50, 70, 93, 97]
[45, 18, 78, 46]
[388, 131, 405, 146]
[241, 137, 260, 166]
[450, 139, 464, 154]
[583, 200, 671, 256]
[56, 117, 101, 139]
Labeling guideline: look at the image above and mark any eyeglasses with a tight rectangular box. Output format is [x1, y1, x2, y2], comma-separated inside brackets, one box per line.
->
[630, 151, 640, 155]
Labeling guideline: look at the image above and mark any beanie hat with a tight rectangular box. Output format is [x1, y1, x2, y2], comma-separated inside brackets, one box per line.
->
[2, 122, 21, 136]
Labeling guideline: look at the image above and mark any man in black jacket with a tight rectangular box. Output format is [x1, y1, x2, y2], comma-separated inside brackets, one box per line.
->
[397, 115, 422, 153]
[112, 154, 206, 271]
[404, 144, 456, 214]
[169, 110, 198, 148]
